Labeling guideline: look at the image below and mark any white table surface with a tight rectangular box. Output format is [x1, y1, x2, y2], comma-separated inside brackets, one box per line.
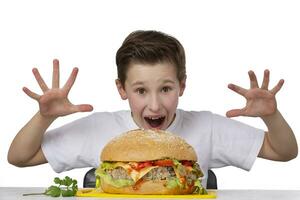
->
[1, 187, 300, 200]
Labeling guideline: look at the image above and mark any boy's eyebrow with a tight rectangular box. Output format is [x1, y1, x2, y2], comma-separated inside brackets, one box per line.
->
[131, 81, 144, 86]
[131, 79, 176, 86]
[162, 79, 176, 84]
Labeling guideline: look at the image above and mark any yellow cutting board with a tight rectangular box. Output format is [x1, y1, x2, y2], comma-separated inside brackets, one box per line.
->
[76, 188, 217, 198]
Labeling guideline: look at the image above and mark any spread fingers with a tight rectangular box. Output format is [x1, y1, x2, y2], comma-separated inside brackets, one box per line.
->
[32, 68, 49, 92]
[248, 70, 259, 88]
[63, 67, 79, 93]
[23, 87, 40, 100]
[228, 83, 247, 96]
[261, 69, 270, 90]
[271, 79, 284, 94]
[52, 59, 60, 88]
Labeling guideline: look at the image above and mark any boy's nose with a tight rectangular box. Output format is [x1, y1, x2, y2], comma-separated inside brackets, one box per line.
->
[148, 95, 161, 112]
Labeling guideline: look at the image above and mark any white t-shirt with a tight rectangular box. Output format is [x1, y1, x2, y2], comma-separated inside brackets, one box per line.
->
[41, 109, 265, 187]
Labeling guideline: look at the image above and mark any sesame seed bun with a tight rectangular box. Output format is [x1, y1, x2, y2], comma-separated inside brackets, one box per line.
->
[100, 129, 197, 162]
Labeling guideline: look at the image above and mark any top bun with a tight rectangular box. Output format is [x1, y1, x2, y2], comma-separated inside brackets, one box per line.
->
[101, 129, 197, 162]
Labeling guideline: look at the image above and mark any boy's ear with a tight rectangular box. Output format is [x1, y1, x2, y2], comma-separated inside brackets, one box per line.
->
[115, 79, 128, 100]
[179, 76, 186, 96]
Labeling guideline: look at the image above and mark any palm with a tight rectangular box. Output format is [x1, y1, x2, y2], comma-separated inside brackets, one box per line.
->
[38, 89, 74, 117]
[23, 59, 93, 118]
[227, 70, 284, 118]
[243, 88, 276, 116]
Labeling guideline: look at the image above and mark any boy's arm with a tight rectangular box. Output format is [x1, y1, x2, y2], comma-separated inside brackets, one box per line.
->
[7, 112, 53, 166]
[7, 59, 93, 167]
[226, 70, 298, 161]
[259, 110, 297, 161]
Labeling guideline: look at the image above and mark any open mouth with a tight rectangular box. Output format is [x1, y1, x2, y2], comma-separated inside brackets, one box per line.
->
[144, 116, 166, 128]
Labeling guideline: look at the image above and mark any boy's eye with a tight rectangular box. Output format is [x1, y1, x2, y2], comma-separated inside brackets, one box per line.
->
[162, 87, 171, 93]
[136, 88, 146, 94]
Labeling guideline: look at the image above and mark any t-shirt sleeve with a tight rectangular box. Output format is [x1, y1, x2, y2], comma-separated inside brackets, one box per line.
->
[41, 114, 98, 173]
[209, 113, 265, 171]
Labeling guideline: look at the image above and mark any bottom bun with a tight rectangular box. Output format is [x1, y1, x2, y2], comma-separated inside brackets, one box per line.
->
[100, 179, 195, 195]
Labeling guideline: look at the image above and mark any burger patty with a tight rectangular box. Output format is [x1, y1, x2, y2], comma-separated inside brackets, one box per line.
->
[143, 166, 176, 180]
[106, 167, 132, 180]
[105, 166, 199, 183]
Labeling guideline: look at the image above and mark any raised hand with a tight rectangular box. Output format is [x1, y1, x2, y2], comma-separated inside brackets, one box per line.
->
[23, 59, 93, 118]
[226, 69, 284, 118]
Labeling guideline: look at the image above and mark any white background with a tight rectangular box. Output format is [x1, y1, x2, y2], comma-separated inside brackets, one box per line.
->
[1, 0, 299, 189]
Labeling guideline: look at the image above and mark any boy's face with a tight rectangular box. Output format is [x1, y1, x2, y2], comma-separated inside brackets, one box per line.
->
[116, 62, 186, 130]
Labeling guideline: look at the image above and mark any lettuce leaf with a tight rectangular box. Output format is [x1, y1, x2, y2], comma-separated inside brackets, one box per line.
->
[100, 162, 115, 170]
[194, 179, 208, 194]
[166, 177, 184, 189]
[95, 168, 134, 188]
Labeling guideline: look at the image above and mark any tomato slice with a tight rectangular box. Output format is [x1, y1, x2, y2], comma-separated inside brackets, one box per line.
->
[132, 161, 153, 171]
[154, 159, 174, 166]
[181, 160, 193, 166]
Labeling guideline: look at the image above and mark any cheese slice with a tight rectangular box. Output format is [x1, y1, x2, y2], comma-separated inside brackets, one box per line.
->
[113, 162, 158, 182]
[131, 166, 159, 182]
[173, 167, 181, 179]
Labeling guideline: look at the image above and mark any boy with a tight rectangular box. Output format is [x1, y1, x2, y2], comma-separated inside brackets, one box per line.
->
[8, 30, 298, 187]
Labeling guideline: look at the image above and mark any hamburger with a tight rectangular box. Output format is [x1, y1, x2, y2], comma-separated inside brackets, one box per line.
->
[95, 129, 207, 195]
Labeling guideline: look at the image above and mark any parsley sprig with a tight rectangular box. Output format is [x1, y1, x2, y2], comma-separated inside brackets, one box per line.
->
[23, 176, 78, 197]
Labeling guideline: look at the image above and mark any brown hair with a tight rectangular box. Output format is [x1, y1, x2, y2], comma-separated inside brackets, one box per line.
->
[116, 30, 186, 86]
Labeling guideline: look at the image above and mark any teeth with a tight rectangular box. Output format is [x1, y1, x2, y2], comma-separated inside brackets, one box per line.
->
[149, 116, 162, 120]
[145, 116, 165, 128]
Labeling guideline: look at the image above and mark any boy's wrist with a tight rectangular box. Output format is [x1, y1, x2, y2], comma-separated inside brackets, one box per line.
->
[260, 109, 281, 124]
[36, 111, 57, 124]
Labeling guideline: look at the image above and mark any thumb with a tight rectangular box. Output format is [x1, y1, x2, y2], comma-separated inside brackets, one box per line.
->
[226, 109, 244, 118]
[74, 104, 94, 113]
